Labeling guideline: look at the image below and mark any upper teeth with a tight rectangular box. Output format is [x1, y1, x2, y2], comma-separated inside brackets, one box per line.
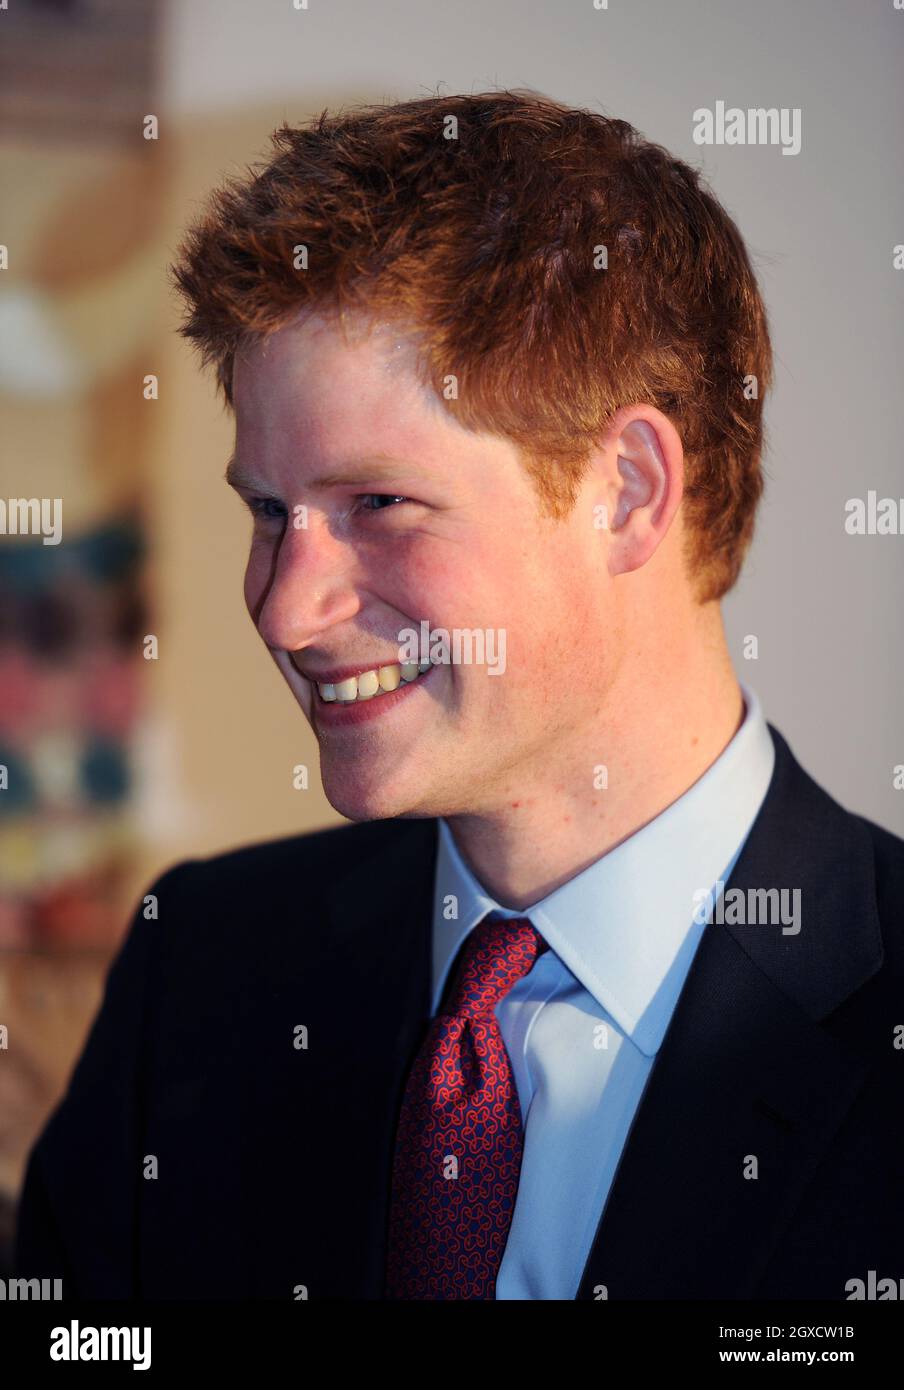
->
[318, 660, 432, 702]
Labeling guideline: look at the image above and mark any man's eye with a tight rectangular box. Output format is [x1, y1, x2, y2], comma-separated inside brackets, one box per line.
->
[356, 494, 410, 514]
[247, 497, 287, 521]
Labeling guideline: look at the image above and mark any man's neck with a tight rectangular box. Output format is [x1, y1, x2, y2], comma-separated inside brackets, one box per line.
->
[444, 653, 745, 910]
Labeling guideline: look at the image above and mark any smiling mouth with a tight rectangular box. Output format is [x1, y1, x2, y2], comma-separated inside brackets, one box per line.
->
[311, 660, 433, 704]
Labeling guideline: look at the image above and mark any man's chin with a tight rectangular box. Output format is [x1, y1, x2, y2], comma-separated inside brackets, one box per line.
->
[320, 769, 422, 823]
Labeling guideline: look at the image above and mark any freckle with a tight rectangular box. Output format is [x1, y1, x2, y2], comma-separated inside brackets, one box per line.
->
[691, 736, 699, 746]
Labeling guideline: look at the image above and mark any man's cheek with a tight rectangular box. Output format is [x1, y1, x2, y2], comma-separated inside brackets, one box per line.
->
[243, 548, 271, 624]
[275, 649, 313, 722]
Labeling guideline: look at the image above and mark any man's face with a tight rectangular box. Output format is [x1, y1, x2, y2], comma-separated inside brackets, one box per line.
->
[230, 310, 618, 822]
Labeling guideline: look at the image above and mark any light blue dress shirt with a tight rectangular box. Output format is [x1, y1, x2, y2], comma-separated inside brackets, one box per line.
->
[431, 681, 776, 1300]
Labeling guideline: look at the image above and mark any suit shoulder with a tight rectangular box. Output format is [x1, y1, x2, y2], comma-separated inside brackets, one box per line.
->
[148, 816, 428, 913]
[854, 812, 904, 869]
[770, 723, 904, 878]
[819, 809, 904, 1007]
[203, 815, 401, 872]
[853, 811, 904, 939]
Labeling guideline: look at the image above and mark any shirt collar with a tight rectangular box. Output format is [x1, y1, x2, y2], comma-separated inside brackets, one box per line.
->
[431, 681, 776, 1055]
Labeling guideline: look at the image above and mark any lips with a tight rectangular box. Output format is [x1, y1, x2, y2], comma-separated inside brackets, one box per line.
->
[292, 655, 432, 703]
[309, 658, 438, 727]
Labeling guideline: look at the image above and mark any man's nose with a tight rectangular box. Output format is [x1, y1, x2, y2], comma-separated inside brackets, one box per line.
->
[252, 523, 361, 653]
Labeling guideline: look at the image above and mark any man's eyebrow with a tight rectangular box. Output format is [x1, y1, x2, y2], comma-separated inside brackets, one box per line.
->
[224, 453, 419, 491]
[224, 456, 272, 491]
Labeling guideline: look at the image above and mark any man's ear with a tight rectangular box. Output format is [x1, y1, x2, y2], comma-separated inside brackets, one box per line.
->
[606, 409, 684, 578]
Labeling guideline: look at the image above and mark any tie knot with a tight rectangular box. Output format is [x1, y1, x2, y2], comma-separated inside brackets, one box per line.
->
[441, 915, 548, 1020]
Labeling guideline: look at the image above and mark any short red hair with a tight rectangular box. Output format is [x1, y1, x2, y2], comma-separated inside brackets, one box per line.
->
[172, 88, 772, 601]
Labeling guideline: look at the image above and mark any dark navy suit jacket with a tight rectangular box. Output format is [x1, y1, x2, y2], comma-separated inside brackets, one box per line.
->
[14, 725, 904, 1298]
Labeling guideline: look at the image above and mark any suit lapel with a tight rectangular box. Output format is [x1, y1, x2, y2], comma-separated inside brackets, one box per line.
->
[576, 725, 883, 1298]
[239, 818, 437, 1299]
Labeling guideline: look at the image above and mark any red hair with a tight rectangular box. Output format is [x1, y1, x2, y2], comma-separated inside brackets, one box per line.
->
[172, 88, 773, 601]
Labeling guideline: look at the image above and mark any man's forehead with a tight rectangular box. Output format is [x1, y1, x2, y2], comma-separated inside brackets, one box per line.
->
[235, 306, 424, 382]
[232, 311, 464, 464]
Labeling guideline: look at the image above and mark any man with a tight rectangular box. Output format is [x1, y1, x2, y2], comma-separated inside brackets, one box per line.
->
[15, 90, 904, 1300]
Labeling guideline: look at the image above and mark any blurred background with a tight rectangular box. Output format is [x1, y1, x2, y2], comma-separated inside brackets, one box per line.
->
[0, 0, 901, 1274]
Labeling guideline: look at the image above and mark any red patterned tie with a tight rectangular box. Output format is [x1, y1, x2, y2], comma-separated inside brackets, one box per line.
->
[385, 914, 549, 1299]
